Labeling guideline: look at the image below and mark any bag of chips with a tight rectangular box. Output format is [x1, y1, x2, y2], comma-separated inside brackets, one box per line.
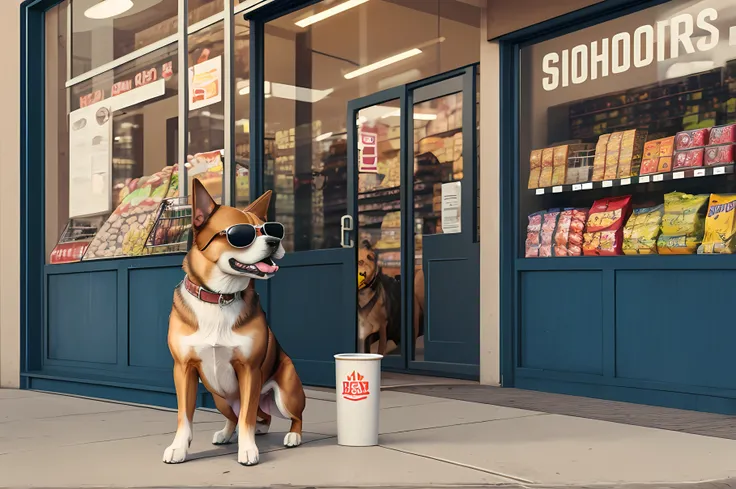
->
[554, 210, 573, 256]
[622, 205, 664, 255]
[583, 230, 623, 256]
[698, 193, 736, 254]
[586, 195, 632, 233]
[539, 211, 560, 257]
[658, 191, 708, 255]
[567, 208, 588, 256]
[525, 211, 545, 257]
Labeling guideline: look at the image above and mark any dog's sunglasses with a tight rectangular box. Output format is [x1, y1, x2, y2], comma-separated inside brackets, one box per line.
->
[200, 222, 285, 251]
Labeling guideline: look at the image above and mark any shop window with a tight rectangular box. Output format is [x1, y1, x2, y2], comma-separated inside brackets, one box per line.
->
[234, 15, 251, 209]
[263, 0, 480, 252]
[521, 0, 736, 259]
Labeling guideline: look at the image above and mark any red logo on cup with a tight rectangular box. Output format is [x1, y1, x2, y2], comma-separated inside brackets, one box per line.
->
[342, 371, 370, 401]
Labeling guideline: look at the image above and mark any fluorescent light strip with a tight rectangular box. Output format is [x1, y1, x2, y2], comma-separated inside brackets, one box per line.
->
[295, 0, 369, 28]
[239, 81, 333, 103]
[315, 132, 333, 142]
[344, 48, 422, 80]
[382, 109, 437, 121]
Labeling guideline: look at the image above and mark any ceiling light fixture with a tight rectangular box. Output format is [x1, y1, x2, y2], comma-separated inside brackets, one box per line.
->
[344, 48, 422, 80]
[239, 81, 333, 103]
[295, 0, 369, 28]
[382, 109, 437, 121]
[84, 0, 134, 19]
[315, 132, 333, 142]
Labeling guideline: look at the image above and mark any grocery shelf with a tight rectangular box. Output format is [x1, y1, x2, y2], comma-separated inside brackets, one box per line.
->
[530, 164, 735, 196]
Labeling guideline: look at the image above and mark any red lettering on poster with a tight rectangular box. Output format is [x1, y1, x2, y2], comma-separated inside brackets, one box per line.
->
[79, 90, 104, 108]
[49, 242, 89, 264]
[111, 79, 133, 96]
[342, 371, 370, 401]
[135, 67, 158, 88]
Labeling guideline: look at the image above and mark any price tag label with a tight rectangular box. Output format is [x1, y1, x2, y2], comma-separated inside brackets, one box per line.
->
[714, 166, 726, 175]
[639, 175, 650, 183]
[621, 178, 631, 186]
[653, 174, 664, 182]
[694, 168, 706, 177]
[572, 184, 582, 191]
[582, 182, 593, 190]
[552, 186, 563, 193]
[673, 171, 685, 179]
[535, 188, 544, 195]
[602, 180, 613, 188]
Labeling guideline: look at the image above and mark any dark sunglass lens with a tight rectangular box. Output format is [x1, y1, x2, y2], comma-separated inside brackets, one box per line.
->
[264, 222, 285, 239]
[226, 225, 256, 248]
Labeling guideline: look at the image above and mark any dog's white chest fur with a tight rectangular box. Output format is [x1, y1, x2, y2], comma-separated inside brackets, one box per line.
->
[178, 284, 254, 399]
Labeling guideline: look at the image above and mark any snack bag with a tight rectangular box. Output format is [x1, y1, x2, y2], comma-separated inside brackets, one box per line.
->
[660, 191, 708, 236]
[567, 208, 588, 256]
[525, 211, 545, 257]
[698, 193, 736, 254]
[583, 230, 623, 256]
[622, 205, 663, 255]
[658, 191, 708, 255]
[554, 210, 573, 256]
[586, 195, 632, 233]
[539, 211, 560, 257]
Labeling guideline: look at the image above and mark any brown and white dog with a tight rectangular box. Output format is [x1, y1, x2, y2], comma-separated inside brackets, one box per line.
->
[163, 179, 305, 466]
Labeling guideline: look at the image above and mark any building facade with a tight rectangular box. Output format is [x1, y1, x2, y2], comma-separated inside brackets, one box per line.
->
[6, 0, 736, 415]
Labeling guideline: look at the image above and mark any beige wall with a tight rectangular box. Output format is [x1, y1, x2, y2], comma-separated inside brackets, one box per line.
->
[486, 0, 603, 39]
[0, 0, 22, 388]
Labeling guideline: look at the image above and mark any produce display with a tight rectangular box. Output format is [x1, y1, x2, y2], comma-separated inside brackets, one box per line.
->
[583, 195, 632, 256]
[83, 165, 177, 260]
[657, 192, 708, 255]
[698, 194, 736, 254]
[622, 205, 663, 255]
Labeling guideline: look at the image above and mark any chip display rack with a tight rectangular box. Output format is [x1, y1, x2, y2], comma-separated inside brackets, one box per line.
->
[144, 196, 192, 254]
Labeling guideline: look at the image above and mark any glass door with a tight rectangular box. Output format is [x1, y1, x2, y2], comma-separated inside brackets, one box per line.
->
[348, 87, 407, 370]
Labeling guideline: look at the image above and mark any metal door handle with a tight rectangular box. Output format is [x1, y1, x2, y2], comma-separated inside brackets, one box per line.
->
[340, 215, 354, 248]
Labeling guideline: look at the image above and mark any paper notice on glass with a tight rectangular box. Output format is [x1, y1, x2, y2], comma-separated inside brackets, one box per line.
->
[441, 181, 462, 234]
[358, 127, 378, 173]
[68, 104, 112, 218]
[189, 56, 222, 111]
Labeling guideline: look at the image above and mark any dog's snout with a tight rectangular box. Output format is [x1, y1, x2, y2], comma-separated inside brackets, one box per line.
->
[264, 237, 279, 248]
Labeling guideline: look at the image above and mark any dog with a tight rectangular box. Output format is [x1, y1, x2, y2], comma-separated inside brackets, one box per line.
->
[163, 179, 306, 466]
[357, 240, 401, 354]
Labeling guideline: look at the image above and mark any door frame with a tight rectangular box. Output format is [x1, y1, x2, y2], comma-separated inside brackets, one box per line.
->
[346, 65, 480, 378]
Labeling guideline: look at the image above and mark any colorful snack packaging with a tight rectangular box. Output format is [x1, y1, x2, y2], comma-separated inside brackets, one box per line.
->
[643, 140, 660, 160]
[583, 230, 623, 256]
[567, 208, 588, 256]
[698, 194, 736, 254]
[539, 211, 560, 257]
[708, 124, 736, 146]
[524, 211, 545, 257]
[538, 148, 554, 187]
[622, 205, 663, 255]
[528, 149, 542, 188]
[675, 128, 709, 150]
[604, 132, 623, 180]
[618, 129, 647, 177]
[658, 191, 709, 255]
[592, 134, 610, 181]
[586, 195, 632, 233]
[658, 136, 675, 156]
[640, 158, 659, 175]
[673, 148, 704, 169]
[657, 156, 672, 173]
[704, 144, 735, 166]
[554, 210, 572, 256]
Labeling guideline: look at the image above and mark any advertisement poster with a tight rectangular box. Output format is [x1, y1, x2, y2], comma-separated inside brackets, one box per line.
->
[441, 181, 462, 234]
[189, 56, 222, 110]
[358, 127, 378, 173]
[69, 104, 113, 218]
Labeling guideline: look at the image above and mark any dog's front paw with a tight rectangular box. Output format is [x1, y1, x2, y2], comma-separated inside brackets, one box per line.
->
[284, 432, 302, 448]
[163, 443, 188, 464]
[238, 443, 260, 466]
[212, 427, 237, 445]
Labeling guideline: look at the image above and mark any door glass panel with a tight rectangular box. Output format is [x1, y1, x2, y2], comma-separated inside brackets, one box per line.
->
[412, 91, 464, 361]
[356, 100, 402, 357]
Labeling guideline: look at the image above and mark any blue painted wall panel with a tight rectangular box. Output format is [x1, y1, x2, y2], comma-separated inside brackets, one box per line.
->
[520, 271, 603, 375]
[128, 267, 184, 369]
[47, 271, 118, 364]
[616, 270, 736, 390]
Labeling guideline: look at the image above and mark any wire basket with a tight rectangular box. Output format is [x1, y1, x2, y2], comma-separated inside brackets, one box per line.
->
[144, 197, 192, 254]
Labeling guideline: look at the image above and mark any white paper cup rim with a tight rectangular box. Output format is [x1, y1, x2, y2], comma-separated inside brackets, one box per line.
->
[334, 353, 383, 361]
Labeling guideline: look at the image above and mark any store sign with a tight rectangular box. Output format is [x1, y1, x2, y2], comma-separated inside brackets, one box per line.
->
[542, 7, 723, 91]
[77, 60, 173, 109]
[79, 90, 105, 108]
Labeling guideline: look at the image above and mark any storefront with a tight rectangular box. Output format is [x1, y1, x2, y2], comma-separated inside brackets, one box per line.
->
[19, 0, 482, 407]
[497, 0, 736, 414]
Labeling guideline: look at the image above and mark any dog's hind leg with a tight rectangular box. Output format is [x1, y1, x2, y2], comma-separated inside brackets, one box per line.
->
[256, 406, 272, 435]
[269, 354, 306, 448]
[211, 394, 238, 445]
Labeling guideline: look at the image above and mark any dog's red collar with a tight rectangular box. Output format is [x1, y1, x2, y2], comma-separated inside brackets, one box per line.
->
[183, 276, 236, 306]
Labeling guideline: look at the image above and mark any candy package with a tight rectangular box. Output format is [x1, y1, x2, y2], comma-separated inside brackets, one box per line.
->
[586, 195, 632, 233]
[658, 191, 709, 255]
[539, 211, 560, 257]
[704, 144, 735, 166]
[622, 205, 663, 255]
[524, 211, 545, 257]
[698, 193, 736, 254]
[673, 148, 704, 169]
[708, 124, 736, 146]
[675, 128, 709, 150]
[583, 230, 623, 256]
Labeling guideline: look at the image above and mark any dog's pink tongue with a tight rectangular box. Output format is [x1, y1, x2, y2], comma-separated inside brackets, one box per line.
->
[255, 262, 278, 273]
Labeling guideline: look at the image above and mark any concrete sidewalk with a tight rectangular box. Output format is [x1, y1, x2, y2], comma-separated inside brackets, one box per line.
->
[1, 387, 736, 488]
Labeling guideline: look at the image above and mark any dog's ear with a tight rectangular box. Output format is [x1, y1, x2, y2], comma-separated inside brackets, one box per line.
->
[360, 239, 373, 250]
[244, 190, 272, 221]
[192, 178, 218, 231]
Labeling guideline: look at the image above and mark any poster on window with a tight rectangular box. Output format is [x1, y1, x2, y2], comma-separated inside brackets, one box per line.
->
[189, 56, 222, 110]
[68, 104, 113, 218]
[358, 127, 378, 173]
